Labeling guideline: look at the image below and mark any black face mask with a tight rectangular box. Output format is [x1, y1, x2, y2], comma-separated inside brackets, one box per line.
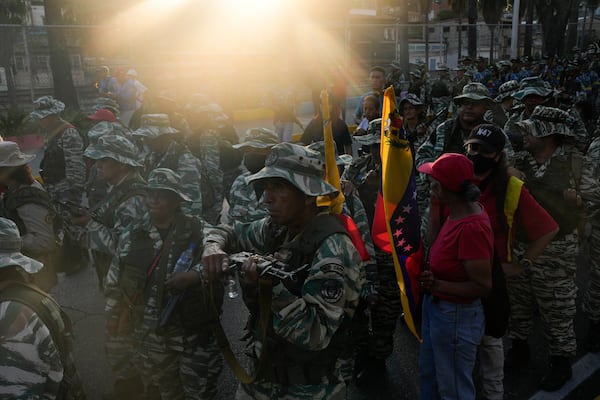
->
[467, 153, 498, 174]
[243, 153, 267, 174]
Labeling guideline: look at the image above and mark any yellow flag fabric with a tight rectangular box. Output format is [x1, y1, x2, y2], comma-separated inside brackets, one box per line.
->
[316, 90, 345, 214]
[377, 85, 423, 341]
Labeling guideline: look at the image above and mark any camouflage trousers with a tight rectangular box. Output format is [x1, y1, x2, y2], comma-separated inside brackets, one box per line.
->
[368, 253, 403, 360]
[507, 233, 579, 356]
[582, 222, 600, 322]
[235, 360, 346, 400]
[135, 329, 223, 400]
[105, 333, 140, 381]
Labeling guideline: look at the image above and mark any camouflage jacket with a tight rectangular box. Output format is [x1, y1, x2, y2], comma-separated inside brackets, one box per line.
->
[0, 300, 63, 399]
[86, 172, 147, 256]
[207, 215, 364, 351]
[227, 171, 269, 224]
[42, 122, 86, 203]
[145, 141, 203, 216]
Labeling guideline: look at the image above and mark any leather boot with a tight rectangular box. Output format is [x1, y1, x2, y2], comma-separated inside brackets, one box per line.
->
[589, 320, 600, 352]
[538, 356, 572, 391]
[504, 339, 529, 369]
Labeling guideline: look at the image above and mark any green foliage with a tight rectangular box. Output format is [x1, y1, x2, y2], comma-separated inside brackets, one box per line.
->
[0, 108, 28, 137]
[436, 9, 458, 21]
[0, 0, 27, 24]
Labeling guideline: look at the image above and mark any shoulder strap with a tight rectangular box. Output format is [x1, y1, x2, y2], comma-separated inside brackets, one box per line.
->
[504, 176, 524, 262]
[0, 280, 72, 361]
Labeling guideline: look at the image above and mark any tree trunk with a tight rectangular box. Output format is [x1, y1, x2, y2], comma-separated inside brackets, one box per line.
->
[467, 0, 477, 58]
[425, 1, 430, 69]
[399, 1, 409, 73]
[489, 26, 495, 63]
[565, 1, 579, 54]
[458, 16, 463, 60]
[524, 0, 534, 56]
[0, 31, 18, 108]
[44, 0, 79, 108]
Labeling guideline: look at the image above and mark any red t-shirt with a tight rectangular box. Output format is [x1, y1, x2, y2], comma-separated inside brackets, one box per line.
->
[478, 183, 558, 262]
[429, 208, 494, 304]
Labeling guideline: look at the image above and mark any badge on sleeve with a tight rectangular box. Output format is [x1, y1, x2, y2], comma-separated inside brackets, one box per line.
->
[320, 279, 343, 303]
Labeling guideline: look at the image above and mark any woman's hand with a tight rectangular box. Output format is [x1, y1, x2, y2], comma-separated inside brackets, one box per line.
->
[419, 270, 437, 293]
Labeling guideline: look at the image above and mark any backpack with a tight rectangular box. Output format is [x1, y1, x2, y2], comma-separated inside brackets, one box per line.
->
[481, 176, 522, 338]
[0, 280, 86, 399]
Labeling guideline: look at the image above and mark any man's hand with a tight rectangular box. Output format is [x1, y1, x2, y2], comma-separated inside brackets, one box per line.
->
[201, 242, 228, 282]
[502, 261, 524, 279]
[419, 270, 437, 293]
[341, 180, 356, 197]
[241, 256, 259, 284]
[71, 208, 92, 226]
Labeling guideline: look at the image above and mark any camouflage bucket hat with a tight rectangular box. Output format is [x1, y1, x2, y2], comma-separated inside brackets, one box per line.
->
[494, 80, 520, 102]
[146, 168, 191, 202]
[306, 141, 353, 167]
[87, 121, 115, 145]
[132, 114, 179, 139]
[246, 142, 338, 197]
[453, 83, 494, 106]
[353, 118, 382, 146]
[29, 96, 65, 120]
[233, 128, 280, 150]
[84, 135, 142, 167]
[0, 217, 43, 273]
[0, 141, 36, 168]
[515, 106, 575, 138]
[512, 77, 555, 100]
[399, 94, 425, 109]
[91, 97, 120, 116]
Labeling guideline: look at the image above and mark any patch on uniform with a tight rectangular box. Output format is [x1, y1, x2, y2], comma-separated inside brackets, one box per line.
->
[320, 279, 343, 303]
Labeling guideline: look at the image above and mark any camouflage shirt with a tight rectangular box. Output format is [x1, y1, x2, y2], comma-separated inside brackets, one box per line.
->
[86, 172, 147, 256]
[0, 301, 63, 399]
[145, 141, 203, 216]
[228, 171, 269, 224]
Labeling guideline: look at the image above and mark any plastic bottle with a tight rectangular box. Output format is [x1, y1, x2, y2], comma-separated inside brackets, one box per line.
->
[173, 243, 196, 274]
[226, 274, 239, 299]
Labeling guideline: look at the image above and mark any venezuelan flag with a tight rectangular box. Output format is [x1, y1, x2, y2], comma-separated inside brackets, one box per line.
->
[372, 86, 423, 340]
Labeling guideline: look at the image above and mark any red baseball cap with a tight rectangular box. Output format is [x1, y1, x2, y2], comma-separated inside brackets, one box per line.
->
[87, 108, 116, 122]
[417, 153, 474, 192]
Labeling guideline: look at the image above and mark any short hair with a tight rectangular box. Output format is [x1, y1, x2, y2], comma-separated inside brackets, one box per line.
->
[362, 95, 380, 110]
[370, 66, 386, 76]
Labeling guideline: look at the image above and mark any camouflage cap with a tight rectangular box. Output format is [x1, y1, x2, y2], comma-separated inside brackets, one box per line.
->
[233, 128, 280, 150]
[0, 141, 36, 168]
[306, 141, 353, 167]
[453, 83, 494, 106]
[512, 77, 555, 100]
[352, 118, 382, 146]
[436, 64, 449, 71]
[29, 96, 65, 120]
[145, 168, 192, 202]
[131, 114, 179, 139]
[494, 80, 520, 102]
[515, 106, 575, 138]
[0, 217, 43, 273]
[399, 93, 425, 109]
[497, 60, 511, 68]
[84, 135, 142, 167]
[246, 142, 338, 197]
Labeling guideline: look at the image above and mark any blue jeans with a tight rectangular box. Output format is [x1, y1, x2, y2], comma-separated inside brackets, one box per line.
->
[419, 294, 484, 400]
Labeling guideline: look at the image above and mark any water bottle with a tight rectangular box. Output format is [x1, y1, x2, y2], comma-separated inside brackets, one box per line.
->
[226, 274, 239, 299]
[173, 243, 196, 274]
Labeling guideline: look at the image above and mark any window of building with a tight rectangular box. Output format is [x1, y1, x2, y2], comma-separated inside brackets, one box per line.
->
[14, 55, 27, 72]
[35, 55, 49, 71]
[71, 54, 82, 69]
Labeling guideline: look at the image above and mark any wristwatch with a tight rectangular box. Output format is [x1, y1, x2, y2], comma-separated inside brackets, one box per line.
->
[518, 256, 533, 269]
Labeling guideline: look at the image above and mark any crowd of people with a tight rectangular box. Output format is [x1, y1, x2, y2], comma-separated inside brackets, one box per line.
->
[0, 50, 599, 400]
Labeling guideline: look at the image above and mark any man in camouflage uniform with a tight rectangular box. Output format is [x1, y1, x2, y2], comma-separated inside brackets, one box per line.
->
[583, 134, 600, 352]
[228, 128, 280, 224]
[73, 134, 146, 282]
[132, 114, 204, 217]
[429, 65, 452, 115]
[203, 143, 364, 399]
[30, 96, 86, 274]
[507, 106, 600, 391]
[341, 120, 401, 384]
[185, 99, 234, 224]
[105, 169, 223, 399]
[0, 217, 85, 399]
